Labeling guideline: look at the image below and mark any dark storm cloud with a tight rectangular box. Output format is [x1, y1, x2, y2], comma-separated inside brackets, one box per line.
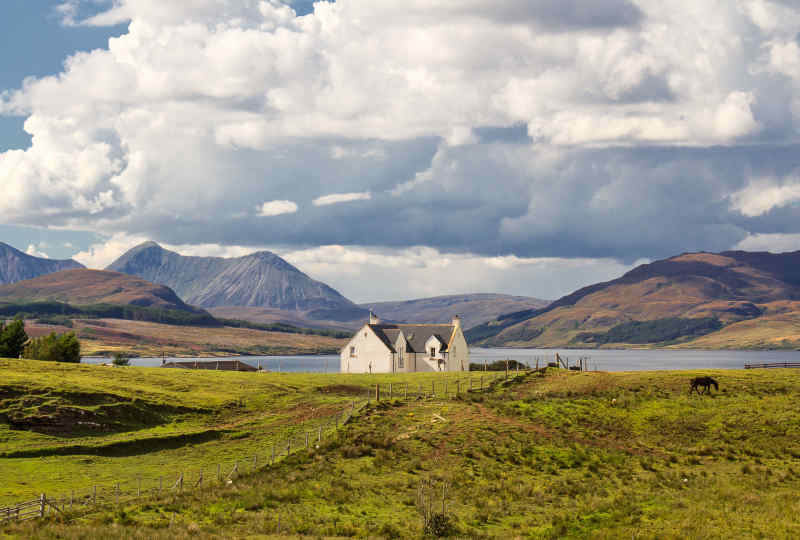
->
[119, 138, 800, 264]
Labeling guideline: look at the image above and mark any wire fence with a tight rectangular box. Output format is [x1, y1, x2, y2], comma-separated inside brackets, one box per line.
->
[0, 371, 523, 526]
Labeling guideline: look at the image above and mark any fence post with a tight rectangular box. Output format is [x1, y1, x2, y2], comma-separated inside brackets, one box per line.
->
[305, 432, 309, 449]
[480, 376, 484, 391]
[389, 383, 393, 399]
[254, 455, 258, 470]
[432, 381, 435, 397]
[318, 426, 322, 444]
[456, 379, 460, 396]
[405, 383, 408, 400]
[40, 494, 46, 518]
[287, 441, 291, 456]
[375, 384, 380, 402]
[198, 470, 203, 487]
[179, 473, 184, 492]
[444, 381, 448, 397]
[137, 477, 141, 499]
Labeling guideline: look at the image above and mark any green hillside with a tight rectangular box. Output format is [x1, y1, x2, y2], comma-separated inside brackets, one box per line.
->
[2, 361, 799, 538]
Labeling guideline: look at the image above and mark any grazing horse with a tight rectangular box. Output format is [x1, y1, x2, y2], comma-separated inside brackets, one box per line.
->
[690, 376, 719, 395]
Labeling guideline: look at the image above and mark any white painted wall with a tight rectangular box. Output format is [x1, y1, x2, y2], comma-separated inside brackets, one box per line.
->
[340, 325, 393, 373]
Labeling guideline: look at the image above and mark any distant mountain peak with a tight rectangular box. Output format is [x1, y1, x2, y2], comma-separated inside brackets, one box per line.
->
[0, 242, 85, 286]
[107, 242, 365, 318]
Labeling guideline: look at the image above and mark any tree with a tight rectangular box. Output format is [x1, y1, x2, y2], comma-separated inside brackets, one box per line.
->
[23, 331, 81, 363]
[0, 319, 28, 358]
[112, 352, 130, 366]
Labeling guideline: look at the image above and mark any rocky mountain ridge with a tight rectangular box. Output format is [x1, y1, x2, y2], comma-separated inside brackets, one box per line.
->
[0, 242, 84, 285]
[107, 242, 367, 321]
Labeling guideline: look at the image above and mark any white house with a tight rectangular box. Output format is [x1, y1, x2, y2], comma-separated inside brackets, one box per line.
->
[340, 312, 469, 373]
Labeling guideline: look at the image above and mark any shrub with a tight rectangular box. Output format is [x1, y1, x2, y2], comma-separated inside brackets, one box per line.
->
[425, 513, 456, 537]
[0, 318, 28, 358]
[23, 331, 81, 363]
[112, 352, 130, 366]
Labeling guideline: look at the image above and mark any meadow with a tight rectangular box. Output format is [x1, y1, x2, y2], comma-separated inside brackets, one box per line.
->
[1, 360, 799, 538]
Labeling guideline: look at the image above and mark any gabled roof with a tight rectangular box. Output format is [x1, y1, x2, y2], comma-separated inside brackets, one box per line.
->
[368, 324, 456, 354]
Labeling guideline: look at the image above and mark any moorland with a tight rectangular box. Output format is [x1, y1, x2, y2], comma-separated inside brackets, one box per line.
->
[1, 359, 799, 538]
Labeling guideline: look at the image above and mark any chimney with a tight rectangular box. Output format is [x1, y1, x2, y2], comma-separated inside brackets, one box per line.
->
[452, 315, 461, 328]
[369, 310, 381, 325]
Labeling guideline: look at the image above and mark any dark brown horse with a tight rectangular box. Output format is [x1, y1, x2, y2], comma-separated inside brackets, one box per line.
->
[689, 376, 719, 395]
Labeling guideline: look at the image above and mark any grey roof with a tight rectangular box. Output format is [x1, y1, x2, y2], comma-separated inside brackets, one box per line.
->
[369, 324, 456, 354]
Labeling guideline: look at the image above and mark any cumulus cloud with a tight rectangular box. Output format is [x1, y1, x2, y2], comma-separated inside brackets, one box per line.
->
[25, 244, 50, 259]
[730, 176, 800, 217]
[735, 233, 800, 253]
[258, 200, 298, 217]
[282, 245, 641, 302]
[2, 0, 800, 281]
[312, 192, 372, 206]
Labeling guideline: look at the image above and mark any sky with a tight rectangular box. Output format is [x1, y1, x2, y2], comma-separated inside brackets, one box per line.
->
[2, 0, 800, 303]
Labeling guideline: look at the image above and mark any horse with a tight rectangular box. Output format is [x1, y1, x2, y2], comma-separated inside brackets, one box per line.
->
[689, 376, 719, 395]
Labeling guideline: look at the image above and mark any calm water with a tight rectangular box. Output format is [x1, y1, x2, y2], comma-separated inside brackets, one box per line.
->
[81, 348, 800, 372]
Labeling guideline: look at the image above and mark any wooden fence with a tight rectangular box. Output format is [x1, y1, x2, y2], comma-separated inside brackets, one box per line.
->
[0, 371, 522, 526]
[744, 362, 800, 370]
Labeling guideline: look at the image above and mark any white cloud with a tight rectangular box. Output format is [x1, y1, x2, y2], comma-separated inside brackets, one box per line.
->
[257, 200, 298, 217]
[25, 244, 50, 259]
[2, 0, 800, 265]
[73, 233, 270, 268]
[735, 232, 800, 253]
[729, 176, 800, 217]
[281, 244, 639, 303]
[73, 232, 149, 268]
[312, 192, 372, 206]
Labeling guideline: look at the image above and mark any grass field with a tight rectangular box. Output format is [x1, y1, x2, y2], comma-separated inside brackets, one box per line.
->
[0, 359, 490, 507]
[23, 318, 348, 357]
[2, 361, 800, 538]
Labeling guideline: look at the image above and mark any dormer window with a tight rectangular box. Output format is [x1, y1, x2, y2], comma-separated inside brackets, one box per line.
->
[430, 347, 436, 357]
[350, 346, 356, 357]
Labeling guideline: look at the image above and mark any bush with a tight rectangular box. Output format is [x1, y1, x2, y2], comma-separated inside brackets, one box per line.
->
[112, 352, 130, 366]
[0, 318, 28, 358]
[23, 331, 81, 363]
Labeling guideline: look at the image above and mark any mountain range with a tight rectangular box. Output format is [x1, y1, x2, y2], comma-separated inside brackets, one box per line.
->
[363, 294, 549, 330]
[106, 242, 368, 322]
[467, 251, 800, 349]
[0, 242, 83, 285]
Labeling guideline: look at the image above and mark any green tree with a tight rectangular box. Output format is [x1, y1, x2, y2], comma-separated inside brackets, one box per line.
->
[112, 351, 130, 366]
[23, 331, 81, 363]
[0, 319, 28, 358]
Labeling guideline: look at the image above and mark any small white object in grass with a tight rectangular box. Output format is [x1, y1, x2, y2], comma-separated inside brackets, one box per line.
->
[611, 398, 617, 406]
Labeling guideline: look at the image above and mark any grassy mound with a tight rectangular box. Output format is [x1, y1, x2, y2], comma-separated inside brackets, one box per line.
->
[5, 367, 799, 538]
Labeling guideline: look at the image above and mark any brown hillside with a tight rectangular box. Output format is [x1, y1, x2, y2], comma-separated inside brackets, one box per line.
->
[469, 250, 800, 349]
[0, 269, 194, 311]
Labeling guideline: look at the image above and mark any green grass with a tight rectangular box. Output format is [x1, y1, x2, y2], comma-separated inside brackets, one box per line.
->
[0, 359, 493, 507]
[3, 363, 800, 538]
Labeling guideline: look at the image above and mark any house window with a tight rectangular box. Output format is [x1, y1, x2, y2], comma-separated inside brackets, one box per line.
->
[350, 346, 356, 357]
[430, 347, 436, 357]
